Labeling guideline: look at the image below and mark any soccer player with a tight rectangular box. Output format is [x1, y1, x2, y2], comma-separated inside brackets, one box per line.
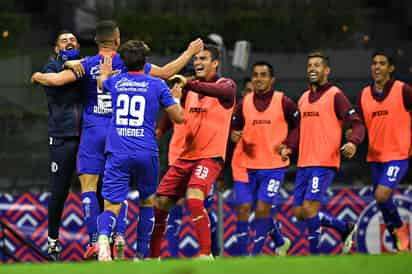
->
[156, 70, 220, 258]
[31, 30, 83, 261]
[278, 52, 365, 254]
[150, 44, 237, 259]
[95, 40, 184, 261]
[356, 51, 412, 251]
[31, 21, 203, 259]
[231, 62, 295, 256]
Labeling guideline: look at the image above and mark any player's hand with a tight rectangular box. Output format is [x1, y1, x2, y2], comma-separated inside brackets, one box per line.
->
[186, 38, 204, 56]
[276, 144, 292, 161]
[171, 83, 182, 100]
[64, 60, 85, 77]
[155, 128, 163, 140]
[345, 128, 352, 140]
[231, 130, 242, 143]
[99, 56, 112, 78]
[167, 74, 187, 88]
[31, 72, 41, 84]
[341, 142, 356, 159]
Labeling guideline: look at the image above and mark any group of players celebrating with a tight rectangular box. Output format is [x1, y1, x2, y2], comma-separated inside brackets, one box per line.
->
[31, 19, 411, 261]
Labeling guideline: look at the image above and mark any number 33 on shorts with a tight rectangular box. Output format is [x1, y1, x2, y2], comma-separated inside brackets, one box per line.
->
[195, 165, 209, 180]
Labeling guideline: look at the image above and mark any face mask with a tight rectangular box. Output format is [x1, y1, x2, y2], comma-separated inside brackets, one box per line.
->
[59, 49, 80, 61]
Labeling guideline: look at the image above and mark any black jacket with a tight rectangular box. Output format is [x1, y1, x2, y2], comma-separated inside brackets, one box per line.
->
[41, 56, 83, 137]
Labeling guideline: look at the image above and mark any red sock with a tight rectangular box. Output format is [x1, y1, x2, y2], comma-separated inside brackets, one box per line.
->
[187, 198, 211, 255]
[149, 207, 168, 258]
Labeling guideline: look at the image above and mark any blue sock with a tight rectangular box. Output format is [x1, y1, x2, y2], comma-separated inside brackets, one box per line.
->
[318, 211, 348, 238]
[97, 210, 116, 237]
[81, 191, 100, 244]
[165, 205, 183, 258]
[115, 200, 128, 237]
[208, 210, 219, 256]
[137, 206, 155, 259]
[235, 220, 249, 256]
[251, 218, 271, 256]
[270, 220, 285, 247]
[378, 197, 402, 229]
[306, 215, 321, 254]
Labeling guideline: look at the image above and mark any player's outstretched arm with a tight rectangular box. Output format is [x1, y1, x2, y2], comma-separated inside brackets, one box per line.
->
[150, 38, 204, 79]
[31, 70, 77, 87]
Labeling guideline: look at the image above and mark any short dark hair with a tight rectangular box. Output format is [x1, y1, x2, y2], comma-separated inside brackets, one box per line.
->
[119, 40, 150, 71]
[95, 20, 118, 44]
[372, 50, 394, 66]
[203, 44, 220, 61]
[252, 61, 274, 77]
[55, 30, 76, 45]
[307, 51, 330, 67]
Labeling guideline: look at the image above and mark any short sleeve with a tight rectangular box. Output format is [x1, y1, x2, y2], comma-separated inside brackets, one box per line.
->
[159, 80, 176, 108]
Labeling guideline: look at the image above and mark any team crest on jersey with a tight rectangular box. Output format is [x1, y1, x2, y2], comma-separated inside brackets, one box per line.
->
[356, 195, 412, 253]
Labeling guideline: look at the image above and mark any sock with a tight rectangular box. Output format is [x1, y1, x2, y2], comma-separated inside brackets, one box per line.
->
[81, 191, 100, 244]
[378, 197, 403, 229]
[97, 210, 116, 237]
[318, 211, 348, 239]
[165, 205, 183, 258]
[208, 210, 219, 256]
[187, 198, 211, 255]
[251, 217, 271, 256]
[235, 220, 250, 256]
[306, 215, 321, 254]
[270, 219, 285, 247]
[136, 206, 155, 259]
[115, 200, 128, 237]
[150, 207, 169, 258]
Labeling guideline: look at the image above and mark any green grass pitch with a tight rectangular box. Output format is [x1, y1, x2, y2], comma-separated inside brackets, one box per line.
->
[3, 254, 412, 274]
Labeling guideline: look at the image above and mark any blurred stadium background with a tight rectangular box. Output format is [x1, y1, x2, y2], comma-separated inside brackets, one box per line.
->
[0, 0, 412, 264]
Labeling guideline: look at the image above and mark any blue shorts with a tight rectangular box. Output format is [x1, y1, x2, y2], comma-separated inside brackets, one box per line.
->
[77, 126, 107, 175]
[370, 160, 409, 190]
[233, 168, 287, 206]
[102, 152, 159, 203]
[293, 167, 335, 206]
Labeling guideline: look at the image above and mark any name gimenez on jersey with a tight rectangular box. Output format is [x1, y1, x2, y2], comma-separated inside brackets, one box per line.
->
[116, 127, 144, 137]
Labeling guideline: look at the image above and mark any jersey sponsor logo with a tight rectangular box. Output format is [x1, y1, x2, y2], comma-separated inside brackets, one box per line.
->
[302, 111, 320, 118]
[252, 119, 271, 125]
[189, 107, 207, 113]
[90, 64, 100, 80]
[115, 77, 149, 92]
[356, 195, 412, 253]
[372, 110, 389, 118]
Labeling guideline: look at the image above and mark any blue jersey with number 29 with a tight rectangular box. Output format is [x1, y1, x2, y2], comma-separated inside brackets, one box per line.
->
[103, 71, 176, 154]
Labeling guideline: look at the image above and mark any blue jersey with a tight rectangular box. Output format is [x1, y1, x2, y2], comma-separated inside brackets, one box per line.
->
[103, 71, 176, 154]
[80, 53, 152, 127]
